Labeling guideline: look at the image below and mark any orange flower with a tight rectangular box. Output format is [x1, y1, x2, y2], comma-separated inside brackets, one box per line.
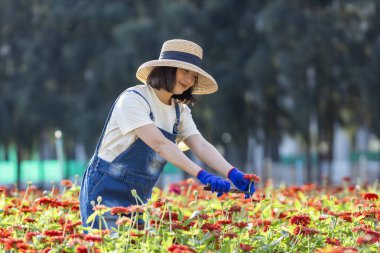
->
[153, 199, 165, 208]
[60, 179, 73, 187]
[243, 174, 261, 182]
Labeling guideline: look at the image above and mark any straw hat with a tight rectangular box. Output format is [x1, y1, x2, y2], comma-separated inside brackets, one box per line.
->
[136, 39, 218, 95]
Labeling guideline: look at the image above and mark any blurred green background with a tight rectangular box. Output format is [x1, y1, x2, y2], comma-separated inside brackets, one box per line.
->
[0, 0, 379, 187]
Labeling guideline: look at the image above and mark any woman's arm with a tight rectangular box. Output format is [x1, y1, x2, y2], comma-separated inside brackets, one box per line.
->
[184, 134, 232, 177]
[134, 124, 202, 177]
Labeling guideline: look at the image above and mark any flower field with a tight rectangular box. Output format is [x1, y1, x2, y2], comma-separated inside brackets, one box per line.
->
[1, 176, 380, 252]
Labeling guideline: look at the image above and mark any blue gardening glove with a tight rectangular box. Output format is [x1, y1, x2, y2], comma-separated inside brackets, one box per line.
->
[227, 168, 256, 198]
[197, 169, 230, 197]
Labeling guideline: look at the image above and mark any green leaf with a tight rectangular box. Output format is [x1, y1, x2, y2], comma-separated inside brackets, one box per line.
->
[86, 212, 97, 224]
[178, 208, 184, 221]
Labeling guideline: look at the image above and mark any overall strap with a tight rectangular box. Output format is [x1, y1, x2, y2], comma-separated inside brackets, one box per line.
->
[128, 90, 155, 121]
[94, 89, 155, 156]
[94, 97, 120, 156]
[173, 102, 181, 134]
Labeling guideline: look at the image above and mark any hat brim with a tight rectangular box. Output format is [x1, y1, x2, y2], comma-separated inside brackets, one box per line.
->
[136, 60, 218, 95]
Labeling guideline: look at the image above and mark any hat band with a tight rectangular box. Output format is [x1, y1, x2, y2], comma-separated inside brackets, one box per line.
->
[160, 51, 202, 68]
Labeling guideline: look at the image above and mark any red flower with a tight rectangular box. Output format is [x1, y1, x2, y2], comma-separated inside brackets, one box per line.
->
[153, 199, 165, 208]
[84, 235, 103, 243]
[41, 248, 52, 253]
[76, 246, 100, 253]
[352, 225, 371, 233]
[216, 219, 232, 226]
[116, 217, 133, 226]
[60, 179, 73, 187]
[337, 212, 353, 222]
[24, 218, 36, 223]
[127, 205, 145, 213]
[251, 218, 272, 227]
[0, 186, 8, 194]
[168, 184, 182, 195]
[234, 222, 248, 229]
[201, 222, 221, 232]
[239, 243, 254, 251]
[16, 242, 30, 250]
[292, 226, 319, 236]
[25, 232, 40, 241]
[355, 229, 380, 245]
[228, 206, 241, 213]
[68, 233, 85, 239]
[362, 192, 379, 201]
[50, 236, 64, 243]
[43, 230, 63, 237]
[76, 246, 89, 253]
[110, 206, 130, 215]
[289, 214, 311, 226]
[243, 174, 261, 182]
[317, 246, 358, 253]
[325, 237, 341, 246]
[199, 213, 209, 220]
[224, 232, 237, 238]
[34, 197, 59, 207]
[168, 244, 196, 253]
[0, 228, 12, 238]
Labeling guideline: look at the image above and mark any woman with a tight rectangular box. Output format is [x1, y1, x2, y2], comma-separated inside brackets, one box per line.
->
[79, 39, 255, 229]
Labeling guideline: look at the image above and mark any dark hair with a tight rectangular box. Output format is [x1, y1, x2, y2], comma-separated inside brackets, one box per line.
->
[146, 66, 197, 104]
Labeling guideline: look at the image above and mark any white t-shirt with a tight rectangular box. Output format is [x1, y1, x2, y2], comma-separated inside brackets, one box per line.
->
[98, 84, 200, 162]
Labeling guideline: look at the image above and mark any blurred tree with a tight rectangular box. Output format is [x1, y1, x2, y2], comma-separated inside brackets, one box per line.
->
[0, 0, 379, 184]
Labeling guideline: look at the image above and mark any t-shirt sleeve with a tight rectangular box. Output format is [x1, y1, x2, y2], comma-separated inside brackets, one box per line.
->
[176, 104, 200, 143]
[112, 91, 154, 135]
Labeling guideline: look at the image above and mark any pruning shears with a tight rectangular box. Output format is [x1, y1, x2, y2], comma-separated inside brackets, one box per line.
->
[203, 186, 252, 195]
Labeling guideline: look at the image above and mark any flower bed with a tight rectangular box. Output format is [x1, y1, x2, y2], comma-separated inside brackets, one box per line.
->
[0, 177, 379, 252]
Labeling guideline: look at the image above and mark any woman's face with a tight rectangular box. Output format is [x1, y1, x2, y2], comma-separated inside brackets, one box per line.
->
[172, 68, 197, 95]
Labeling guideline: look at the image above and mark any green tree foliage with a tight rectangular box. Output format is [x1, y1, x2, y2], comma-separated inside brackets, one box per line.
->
[0, 0, 379, 176]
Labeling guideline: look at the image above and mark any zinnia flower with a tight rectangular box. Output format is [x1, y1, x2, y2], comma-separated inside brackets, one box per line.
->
[83, 235, 103, 243]
[110, 206, 129, 215]
[293, 226, 319, 236]
[239, 243, 254, 251]
[289, 214, 311, 226]
[168, 244, 196, 253]
[325, 237, 341, 246]
[43, 230, 63, 237]
[362, 192, 379, 201]
[316, 246, 358, 253]
[201, 222, 221, 232]
[243, 174, 261, 182]
[60, 179, 73, 187]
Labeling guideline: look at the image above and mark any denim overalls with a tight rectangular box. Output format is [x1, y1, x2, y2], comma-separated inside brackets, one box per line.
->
[79, 90, 180, 229]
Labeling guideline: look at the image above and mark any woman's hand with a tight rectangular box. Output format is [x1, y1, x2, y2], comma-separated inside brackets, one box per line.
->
[197, 170, 230, 197]
[227, 168, 256, 198]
